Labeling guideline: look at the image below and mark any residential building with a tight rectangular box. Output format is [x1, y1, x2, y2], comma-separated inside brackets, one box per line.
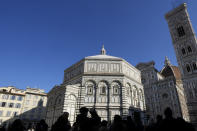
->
[0, 86, 47, 128]
[0, 86, 25, 126]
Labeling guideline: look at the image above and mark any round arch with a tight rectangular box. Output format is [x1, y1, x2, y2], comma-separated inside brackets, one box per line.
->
[55, 94, 63, 105]
[84, 80, 97, 87]
[98, 80, 109, 95]
[66, 94, 77, 123]
[111, 80, 123, 87]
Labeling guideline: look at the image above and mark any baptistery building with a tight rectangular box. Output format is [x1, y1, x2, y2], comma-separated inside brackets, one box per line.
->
[45, 46, 146, 128]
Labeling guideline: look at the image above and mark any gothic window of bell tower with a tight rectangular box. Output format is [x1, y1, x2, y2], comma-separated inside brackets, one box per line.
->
[189, 91, 193, 99]
[181, 48, 186, 55]
[186, 64, 191, 72]
[177, 26, 185, 37]
[188, 46, 192, 53]
[192, 63, 197, 70]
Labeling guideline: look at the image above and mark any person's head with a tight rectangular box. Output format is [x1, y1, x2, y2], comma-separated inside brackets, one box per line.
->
[12, 119, 23, 127]
[156, 115, 163, 122]
[114, 115, 122, 123]
[63, 112, 69, 119]
[40, 119, 46, 124]
[164, 107, 173, 119]
[150, 118, 154, 123]
[133, 112, 141, 122]
[127, 116, 132, 121]
[101, 120, 108, 127]
[80, 107, 89, 116]
[89, 108, 98, 116]
[57, 112, 69, 123]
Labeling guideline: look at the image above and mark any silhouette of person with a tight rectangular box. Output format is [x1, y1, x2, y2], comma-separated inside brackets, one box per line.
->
[109, 115, 126, 131]
[51, 112, 71, 131]
[0, 124, 6, 131]
[89, 108, 101, 131]
[35, 119, 48, 131]
[159, 107, 176, 131]
[154, 115, 163, 131]
[8, 119, 25, 131]
[126, 116, 136, 131]
[72, 122, 79, 131]
[99, 120, 108, 131]
[133, 112, 144, 131]
[27, 123, 34, 131]
[176, 117, 195, 131]
[76, 107, 90, 131]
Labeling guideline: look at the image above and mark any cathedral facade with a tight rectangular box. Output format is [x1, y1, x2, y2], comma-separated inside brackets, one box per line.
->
[137, 57, 189, 122]
[165, 3, 197, 126]
[45, 46, 146, 128]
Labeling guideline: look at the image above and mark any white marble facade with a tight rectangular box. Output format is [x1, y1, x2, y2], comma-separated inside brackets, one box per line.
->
[137, 59, 189, 122]
[46, 46, 146, 128]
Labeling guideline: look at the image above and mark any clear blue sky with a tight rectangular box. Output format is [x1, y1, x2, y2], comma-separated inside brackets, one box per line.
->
[0, 0, 196, 92]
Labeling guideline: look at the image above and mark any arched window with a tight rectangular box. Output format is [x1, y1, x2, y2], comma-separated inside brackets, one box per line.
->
[162, 93, 168, 99]
[139, 90, 143, 100]
[58, 98, 61, 104]
[177, 26, 185, 37]
[101, 86, 106, 94]
[135, 100, 138, 107]
[127, 89, 130, 95]
[193, 63, 197, 70]
[113, 85, 119, 95]
[141, 78, 146, 84]
[38, 100, 43, 106]
[55, 95, 62, 105]
[189, 91, 193, 99]
[194, 88, 197, 97]
[98, 81, 108, 95]
[85, 81, 95, 95]
[133, 89, 136, 98]
[186, 65, 191, 72]
[187, 46, 192, 52]
[132, 87, 138, 98]
[87, 85, 93, 95]
[126, 83, 131, 96]
[48, 97, 53, 106]
[182, 48, 186, 55]
[188, 46, 192, 53]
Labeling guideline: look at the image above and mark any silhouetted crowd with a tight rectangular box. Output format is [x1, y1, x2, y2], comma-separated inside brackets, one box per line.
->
[0, 107, 195, 131]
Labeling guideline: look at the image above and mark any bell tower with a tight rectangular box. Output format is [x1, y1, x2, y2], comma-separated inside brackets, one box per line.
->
[165, 3, 197, 126]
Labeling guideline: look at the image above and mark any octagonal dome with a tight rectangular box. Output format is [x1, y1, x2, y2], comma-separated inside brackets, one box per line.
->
[85, 45, 122, 60]
[63, 45, 141, 84]
[85, 54, 122, 60]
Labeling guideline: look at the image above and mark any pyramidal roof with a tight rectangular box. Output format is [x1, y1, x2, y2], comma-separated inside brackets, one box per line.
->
[85, 45, 122, 60]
